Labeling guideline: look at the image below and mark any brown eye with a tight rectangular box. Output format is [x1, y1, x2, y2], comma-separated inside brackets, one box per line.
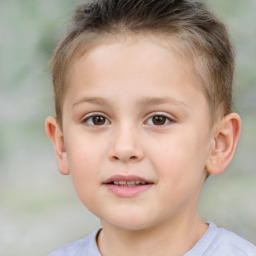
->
[152, 116, 167, 125]
[84, 114, 110, 126]
[92, 116, 106, 125]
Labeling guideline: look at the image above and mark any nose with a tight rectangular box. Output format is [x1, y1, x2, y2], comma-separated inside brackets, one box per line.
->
[109, 125, 145, 163]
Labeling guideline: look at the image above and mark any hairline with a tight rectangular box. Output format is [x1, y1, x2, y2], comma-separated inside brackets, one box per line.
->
[55, 31, 224, 128]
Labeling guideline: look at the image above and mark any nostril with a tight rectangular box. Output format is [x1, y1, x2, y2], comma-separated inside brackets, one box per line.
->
[112, 155, 136, 160]
[113, 155, 119, 160]
[111, 154, 138, 162]
[109, 145, 144, 162]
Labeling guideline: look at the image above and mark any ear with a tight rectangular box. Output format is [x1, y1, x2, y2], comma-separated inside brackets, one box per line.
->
[45, 116, 70, 175]
[206, 113, 241, 175]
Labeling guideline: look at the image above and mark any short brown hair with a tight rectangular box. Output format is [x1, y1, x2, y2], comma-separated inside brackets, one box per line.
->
[50, 0, 234, 126]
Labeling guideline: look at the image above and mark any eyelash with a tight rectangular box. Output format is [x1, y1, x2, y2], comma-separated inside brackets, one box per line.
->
[82, 113, 174, 126]
[82, 113, 111, 126]
[145, 113, 174, 126]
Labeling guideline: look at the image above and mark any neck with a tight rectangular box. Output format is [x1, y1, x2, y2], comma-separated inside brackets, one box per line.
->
[97, 215, 208, 256]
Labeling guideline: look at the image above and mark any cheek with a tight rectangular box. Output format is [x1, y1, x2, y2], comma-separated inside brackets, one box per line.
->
[150, 132, 207, 182]
[65, 129, 105, 170]
[68, 147, 101, 212]
[156, 145, 205, 210]
[65, 137, 102, 191]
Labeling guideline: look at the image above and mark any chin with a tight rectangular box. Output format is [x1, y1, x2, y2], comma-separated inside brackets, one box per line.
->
[100, 212, 161, 232]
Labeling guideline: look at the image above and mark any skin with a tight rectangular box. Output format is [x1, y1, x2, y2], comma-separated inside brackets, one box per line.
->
[46, 35, 241, 256]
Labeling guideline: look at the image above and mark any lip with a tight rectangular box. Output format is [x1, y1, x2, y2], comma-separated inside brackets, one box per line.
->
[103, 174, 153, 184]
[103, 175, 154, 198]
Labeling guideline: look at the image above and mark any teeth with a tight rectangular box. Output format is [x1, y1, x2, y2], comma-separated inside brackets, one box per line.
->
[112, 180, 147, 187]
[127, 181, 135, 185]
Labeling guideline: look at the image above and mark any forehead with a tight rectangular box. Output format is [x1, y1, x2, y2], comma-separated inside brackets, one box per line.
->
[70, 34, 199, 89]
[70, 34, 197, 73]
[64, 35, 210, 119]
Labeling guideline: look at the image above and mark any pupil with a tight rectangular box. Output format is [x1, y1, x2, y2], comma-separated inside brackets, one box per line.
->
[153, 116, 166, 125]
[93, 116, 105, 125]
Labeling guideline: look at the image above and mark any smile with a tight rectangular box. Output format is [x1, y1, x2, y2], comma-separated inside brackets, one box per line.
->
[103, 175, 154, 197]
[112, 180, 147, 186]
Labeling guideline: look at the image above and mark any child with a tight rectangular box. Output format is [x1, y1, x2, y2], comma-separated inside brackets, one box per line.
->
[45, 0, 256, 255]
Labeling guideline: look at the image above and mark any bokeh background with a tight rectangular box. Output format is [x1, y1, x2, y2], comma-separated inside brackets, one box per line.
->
[0, 0, 255, 255]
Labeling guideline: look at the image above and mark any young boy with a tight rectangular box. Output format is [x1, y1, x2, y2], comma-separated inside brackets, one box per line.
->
[45, 0, 256, 255]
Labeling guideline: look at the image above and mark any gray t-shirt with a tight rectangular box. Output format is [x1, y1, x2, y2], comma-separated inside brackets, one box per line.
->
[47, 222, 256, 256]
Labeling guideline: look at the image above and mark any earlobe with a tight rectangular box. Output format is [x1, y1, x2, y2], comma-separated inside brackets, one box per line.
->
[206, 113, 241, 175]
[45, 116, 70, 175]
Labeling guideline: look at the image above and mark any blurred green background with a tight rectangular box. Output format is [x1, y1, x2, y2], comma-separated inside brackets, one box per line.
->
[0, 0, 255, 255]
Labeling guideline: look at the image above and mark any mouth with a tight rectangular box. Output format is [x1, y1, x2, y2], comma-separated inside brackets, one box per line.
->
[103, 175, 153, 186]
[109, 180, 148, 187]
[103, 175, 153, 197]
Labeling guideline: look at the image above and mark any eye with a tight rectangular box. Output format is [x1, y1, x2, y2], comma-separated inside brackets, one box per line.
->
[83, 114, 110, 126]
[146, 114, 173, 126]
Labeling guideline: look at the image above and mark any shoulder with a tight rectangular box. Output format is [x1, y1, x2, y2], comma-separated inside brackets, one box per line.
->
[186, 222, 256, 256]
[46, 228, 102, 256]
[210, 224, 256, 256]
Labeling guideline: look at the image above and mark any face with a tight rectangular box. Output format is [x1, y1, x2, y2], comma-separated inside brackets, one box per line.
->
[60, 36, 214, 231]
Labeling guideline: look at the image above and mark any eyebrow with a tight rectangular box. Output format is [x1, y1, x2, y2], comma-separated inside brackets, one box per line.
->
[138, 96, 190, 109]
[72, 97, 110, 108]
[72, 96, 190, 110]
